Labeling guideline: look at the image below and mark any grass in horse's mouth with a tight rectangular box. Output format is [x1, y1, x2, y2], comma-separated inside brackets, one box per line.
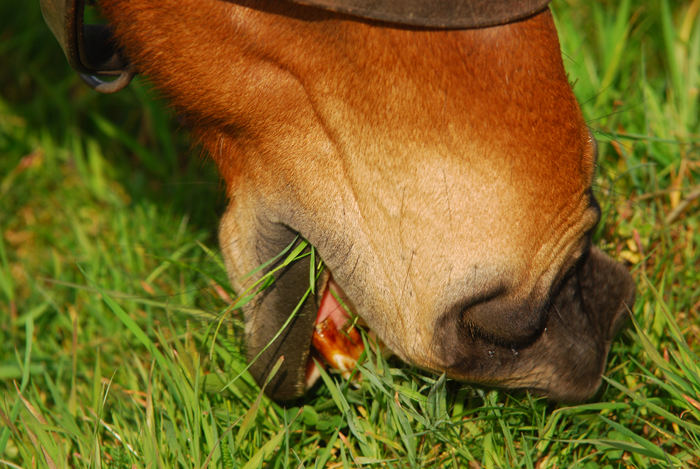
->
[223, 237, 371, 390]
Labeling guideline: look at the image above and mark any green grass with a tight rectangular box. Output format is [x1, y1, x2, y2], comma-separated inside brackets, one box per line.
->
[1, 0, 698, 467]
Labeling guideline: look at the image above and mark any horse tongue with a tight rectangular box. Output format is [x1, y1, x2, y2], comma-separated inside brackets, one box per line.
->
[315, 277, 351, 329]
[305, 278, 364, 389]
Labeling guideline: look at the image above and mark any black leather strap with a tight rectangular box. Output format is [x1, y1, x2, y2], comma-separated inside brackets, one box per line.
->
[292, 0, 552, 28]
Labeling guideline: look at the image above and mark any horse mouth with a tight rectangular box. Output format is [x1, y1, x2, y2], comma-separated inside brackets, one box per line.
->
[305, 277, 367, 389]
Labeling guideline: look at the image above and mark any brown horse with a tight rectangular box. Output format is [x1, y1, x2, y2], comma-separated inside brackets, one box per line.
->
[50, 0, 635, 402]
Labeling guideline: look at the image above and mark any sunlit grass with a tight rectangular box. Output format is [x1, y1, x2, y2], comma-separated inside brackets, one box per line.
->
[1, 0, 698, 467]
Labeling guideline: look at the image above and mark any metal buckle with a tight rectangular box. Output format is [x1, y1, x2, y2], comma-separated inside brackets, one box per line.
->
[40, 0, 134, 93]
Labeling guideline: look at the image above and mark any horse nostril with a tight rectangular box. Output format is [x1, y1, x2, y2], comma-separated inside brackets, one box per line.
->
[457, 288, 547, 347]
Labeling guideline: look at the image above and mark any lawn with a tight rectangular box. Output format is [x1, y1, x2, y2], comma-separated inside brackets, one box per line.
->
[1, 0, 698, 467]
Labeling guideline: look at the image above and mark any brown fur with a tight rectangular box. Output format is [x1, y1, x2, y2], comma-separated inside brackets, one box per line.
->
[99, 0, 634, 401]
